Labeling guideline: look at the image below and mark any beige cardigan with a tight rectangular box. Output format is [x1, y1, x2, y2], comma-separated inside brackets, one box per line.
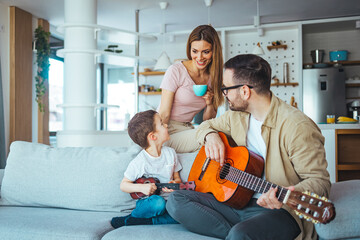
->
[196, 94, 331, 240]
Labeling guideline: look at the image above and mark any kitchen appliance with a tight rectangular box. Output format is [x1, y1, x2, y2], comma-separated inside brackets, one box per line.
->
[311, 49, 325, 63]
[349, 100, 360, 121]
[303, 67, 347, 123]
[329, 50, 348, 62]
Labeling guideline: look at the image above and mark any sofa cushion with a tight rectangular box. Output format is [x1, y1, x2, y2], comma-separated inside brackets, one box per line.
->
[315, 180, 360, 240]
[0, 206, 120, 240]
[102, 224, 220, 240]
[0, 141, 141, 212]
[177, 151, 198, 181]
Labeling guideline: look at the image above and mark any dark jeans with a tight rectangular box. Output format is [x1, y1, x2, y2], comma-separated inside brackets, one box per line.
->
[132, 195, 178, 225]
[166, 190, 300, 240]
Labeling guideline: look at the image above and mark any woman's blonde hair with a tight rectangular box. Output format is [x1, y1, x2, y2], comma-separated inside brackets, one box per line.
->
[186, 25, 224, 109]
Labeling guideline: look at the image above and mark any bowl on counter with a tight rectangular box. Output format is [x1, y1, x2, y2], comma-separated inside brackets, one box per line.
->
[329, 50, 349, 62]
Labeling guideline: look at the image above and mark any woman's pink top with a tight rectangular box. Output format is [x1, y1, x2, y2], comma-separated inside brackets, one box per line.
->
[158, 62, 210, 123]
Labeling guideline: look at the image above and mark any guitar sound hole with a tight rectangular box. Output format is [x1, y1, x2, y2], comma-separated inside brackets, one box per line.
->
[219, 163, 231, 179]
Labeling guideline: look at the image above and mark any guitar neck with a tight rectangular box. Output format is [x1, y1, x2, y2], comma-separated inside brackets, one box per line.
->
[222, 164, 290, 203]
[155, 183, 180, 190]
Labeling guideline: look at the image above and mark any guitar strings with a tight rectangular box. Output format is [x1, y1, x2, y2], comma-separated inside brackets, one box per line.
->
[221, 163, 288, 201]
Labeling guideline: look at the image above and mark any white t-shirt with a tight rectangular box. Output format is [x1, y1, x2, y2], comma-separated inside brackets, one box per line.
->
[247, 115, 266, 159]
[124, 146, 182, 184]
[247, 115, 267, 199]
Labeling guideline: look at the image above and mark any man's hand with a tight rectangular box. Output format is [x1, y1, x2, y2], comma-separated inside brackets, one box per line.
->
[205, 132, 225, 166]
[256, 186, 295, 209]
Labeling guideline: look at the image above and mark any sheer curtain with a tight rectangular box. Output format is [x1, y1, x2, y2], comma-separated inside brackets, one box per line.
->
[0, 57, 6, 168]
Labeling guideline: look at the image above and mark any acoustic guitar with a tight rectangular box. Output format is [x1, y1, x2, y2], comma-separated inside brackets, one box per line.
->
[188, 132, 335, 224]
[130, 177, 196, 199]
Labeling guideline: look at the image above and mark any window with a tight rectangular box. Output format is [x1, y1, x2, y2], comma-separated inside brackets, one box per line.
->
[49, 58, 64, 132]
[106, 67, 135, 130]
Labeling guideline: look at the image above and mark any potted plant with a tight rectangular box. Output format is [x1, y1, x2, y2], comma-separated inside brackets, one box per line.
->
[34, 26, 50, 112]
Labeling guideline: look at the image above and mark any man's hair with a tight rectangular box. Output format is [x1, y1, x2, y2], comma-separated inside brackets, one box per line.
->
[127, 110, 157, 149]
[224, 54, 272, 95]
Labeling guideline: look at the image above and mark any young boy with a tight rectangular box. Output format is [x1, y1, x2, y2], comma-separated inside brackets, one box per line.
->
[111, 110, 182, 228]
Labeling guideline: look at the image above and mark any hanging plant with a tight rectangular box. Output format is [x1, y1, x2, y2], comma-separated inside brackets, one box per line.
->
[34, 26, 51, 113]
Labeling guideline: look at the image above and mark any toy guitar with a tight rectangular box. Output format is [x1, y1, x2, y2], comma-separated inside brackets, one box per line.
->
[188, 132, 335, 224]
[130, 177, 196, 199]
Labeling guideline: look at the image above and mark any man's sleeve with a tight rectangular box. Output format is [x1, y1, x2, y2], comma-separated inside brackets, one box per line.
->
[196, 111, 232, 145]
[286, 121, 331, 197]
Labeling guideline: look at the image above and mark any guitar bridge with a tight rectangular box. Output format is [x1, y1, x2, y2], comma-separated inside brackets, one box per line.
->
[198, 157, 210, 181]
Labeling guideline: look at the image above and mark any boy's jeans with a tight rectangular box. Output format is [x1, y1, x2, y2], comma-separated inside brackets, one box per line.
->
[131, 195, 178, 225]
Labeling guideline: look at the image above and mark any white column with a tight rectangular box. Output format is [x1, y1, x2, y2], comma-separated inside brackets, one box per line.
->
[63, 0, 97, 131]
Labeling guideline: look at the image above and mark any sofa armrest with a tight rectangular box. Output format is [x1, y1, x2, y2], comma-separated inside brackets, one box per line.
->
[315, 180, 360, 240]
[0, 169, 4, 197]
[0, 169, 4, 186]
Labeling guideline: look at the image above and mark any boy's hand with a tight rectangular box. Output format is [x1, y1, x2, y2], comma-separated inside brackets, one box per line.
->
[162, 187, 174, 193]
[141, 183, 157, 196]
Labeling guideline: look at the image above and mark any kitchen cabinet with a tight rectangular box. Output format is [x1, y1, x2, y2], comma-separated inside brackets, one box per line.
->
[320, 124, 360, 183]
[335, 129, 360, 181]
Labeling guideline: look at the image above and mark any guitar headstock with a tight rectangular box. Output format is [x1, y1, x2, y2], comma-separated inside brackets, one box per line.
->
[287, 190, 335, 224]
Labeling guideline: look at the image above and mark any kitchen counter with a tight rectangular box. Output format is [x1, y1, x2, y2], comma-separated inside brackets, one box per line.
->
[318, 123, 360, 130]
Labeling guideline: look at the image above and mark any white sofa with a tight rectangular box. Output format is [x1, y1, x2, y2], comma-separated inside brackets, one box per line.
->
[0, 141, 217, 240]
[0, 141, 359, 240]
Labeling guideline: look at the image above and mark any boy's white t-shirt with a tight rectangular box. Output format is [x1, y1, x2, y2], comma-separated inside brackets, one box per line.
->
[124, 146, 182, 184]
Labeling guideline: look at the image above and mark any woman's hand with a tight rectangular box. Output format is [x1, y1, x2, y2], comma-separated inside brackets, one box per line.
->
[203, 90, 214, 106]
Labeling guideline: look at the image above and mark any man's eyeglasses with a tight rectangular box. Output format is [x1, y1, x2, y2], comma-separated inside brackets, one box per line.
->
[221, 84, 253, 95]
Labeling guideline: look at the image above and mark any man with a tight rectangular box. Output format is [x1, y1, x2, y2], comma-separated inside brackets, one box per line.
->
[166, 54, 330, 240]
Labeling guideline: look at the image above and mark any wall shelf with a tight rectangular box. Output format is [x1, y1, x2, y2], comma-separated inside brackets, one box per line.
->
[303, 60, 360, 67]
[346, 83, 360, 88]
[271, 82, 299, 87]
[267, 44, 288, 51]
[132, 71, 165, 76]
[139, 92, 161, 95]
[56, 49, 156, 67]
[57, 23, 157, 45]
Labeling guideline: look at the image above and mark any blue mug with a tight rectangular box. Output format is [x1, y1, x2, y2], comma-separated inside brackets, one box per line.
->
[193, 85, 208, 96]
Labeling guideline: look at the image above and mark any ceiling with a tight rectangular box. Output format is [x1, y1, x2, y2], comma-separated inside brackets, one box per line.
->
[1, 0, 360, 34]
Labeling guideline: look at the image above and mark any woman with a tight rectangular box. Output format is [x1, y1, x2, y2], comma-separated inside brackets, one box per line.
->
[158, 25, 224, 153]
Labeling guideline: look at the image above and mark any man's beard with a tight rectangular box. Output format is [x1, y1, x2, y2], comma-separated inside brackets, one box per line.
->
[227, 97, 248, 112]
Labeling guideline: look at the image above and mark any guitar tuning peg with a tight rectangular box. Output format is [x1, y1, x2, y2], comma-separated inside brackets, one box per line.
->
[311, 192, 319, 198]
[312, 220, 319, 224]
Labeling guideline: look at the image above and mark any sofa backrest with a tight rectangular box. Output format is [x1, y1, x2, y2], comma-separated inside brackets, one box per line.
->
[0, 141, 142, 212]
[0, 141, 199, 213]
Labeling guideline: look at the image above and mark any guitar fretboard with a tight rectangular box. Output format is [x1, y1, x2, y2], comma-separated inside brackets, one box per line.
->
[155, 183, 180, 190]
[220, 163, 289, 202]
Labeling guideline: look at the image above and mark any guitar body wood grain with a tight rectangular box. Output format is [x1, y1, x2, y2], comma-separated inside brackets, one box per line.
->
[188, 132, 264, 209]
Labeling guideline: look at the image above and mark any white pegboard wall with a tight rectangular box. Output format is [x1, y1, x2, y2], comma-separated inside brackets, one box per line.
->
[226, 28, 301, 105]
